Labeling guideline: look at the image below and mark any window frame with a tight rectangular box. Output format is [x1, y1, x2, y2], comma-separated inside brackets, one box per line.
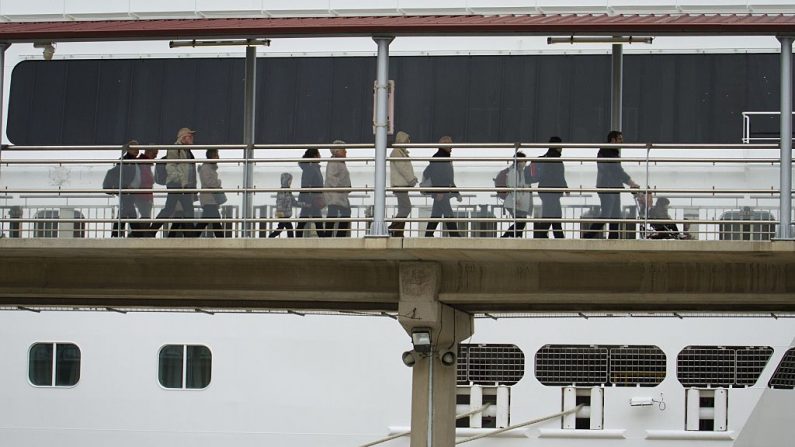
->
[157, 344, 213, 391]
[27, 341, 81, 388]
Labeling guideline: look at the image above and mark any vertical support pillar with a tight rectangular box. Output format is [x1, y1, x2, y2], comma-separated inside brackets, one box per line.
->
[242, 45, 257, 237]
[0, 43, 8, 180]
[611, 43, 623, 132]
[369, 36, 393, 237]
[398, 262, 474, 447]
[779, 36, 793, 239]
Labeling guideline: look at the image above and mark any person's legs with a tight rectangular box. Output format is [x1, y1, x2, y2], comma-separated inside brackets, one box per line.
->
[326, 205, 341, 237]
[176, 193, 196, 237]
[150, 188, 180, 235]
[604, 193, 621, 239]
[439, 197, 460, 237]
[336, 207, 351, 237]
[296, 208, 309, 238]
[425, 198, 443, 237]
[112, 194, 137, 238]
[269, 221, 285, 238]
[549, 195, 565, 239]
[512, 210, 527, 237]
[390, 192, 411, 237]
[584, 193, 613, 239]
[196, 205, 221, 237]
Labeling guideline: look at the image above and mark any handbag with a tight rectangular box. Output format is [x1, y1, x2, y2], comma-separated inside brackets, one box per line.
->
[311, 194, 326, 209]
[214, 191, 228, 205]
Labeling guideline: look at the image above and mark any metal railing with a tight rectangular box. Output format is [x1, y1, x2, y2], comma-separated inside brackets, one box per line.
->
[0, 142, 791, 240]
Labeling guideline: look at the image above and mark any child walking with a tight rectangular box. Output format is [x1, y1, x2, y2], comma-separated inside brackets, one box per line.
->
[269, 172, 299, 238]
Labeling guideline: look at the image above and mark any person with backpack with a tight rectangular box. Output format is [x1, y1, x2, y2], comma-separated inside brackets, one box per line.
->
[534, 136, 568, 238]
[145, 127, 198, 237]
[500, 152, 532, 238]
[108, 140, 142, 237]
[424, 136, 462, 237]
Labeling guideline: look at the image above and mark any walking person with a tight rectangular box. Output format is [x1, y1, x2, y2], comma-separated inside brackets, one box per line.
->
[424, 136, 462, 237]
[534, 136, 568, 239]
[109, 140, 141, 238]
[147, 127, 198, 237]
[501, 152, 532, 238]
[324, 141, 352, 237]
[130, 145, 158, 237]
[269, 173, 299, 238]
[388, 131, 417, 238]
[296, 148, 328, 238]
[194, 149, 226, 238]
[583, 131, 639, 239]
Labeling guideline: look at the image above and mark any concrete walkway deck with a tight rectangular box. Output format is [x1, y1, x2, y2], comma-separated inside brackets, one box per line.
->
[1, 238, 793, 312]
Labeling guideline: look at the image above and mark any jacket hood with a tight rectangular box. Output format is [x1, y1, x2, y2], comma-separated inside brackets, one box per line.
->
[280, 172, 293, 187]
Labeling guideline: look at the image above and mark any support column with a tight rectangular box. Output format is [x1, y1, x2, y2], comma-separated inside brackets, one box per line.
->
[0, 43, 8, 178]
[369, 36, 393, 237]
[611, 43, 623, 132]
[242, 45, 257, 237]
[779, 36, 793, 239]
[398, 262, 474, 447]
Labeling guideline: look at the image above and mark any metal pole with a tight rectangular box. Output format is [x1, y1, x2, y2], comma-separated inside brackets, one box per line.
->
[779, 37, 793, 239]
[242, 45, 257, 237]
[0, 43, 8, 180]
[369, 36, 393, 237]
[611, 43, 623, 132]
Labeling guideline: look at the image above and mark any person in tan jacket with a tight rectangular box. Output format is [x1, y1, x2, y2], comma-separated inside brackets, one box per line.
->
[194, 149, 226, 238]
[388, 131, 417, 237]
[147, 127, 197, 237]
[324, 141, 352, 237]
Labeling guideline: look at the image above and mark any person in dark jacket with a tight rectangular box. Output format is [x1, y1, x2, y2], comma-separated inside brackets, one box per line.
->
[296, 148, 328, 238]
[534, 136, 568, 239]
[583, 131, 639, 239]
[424, 136, 462, 237]
[110, 140, 142, 238]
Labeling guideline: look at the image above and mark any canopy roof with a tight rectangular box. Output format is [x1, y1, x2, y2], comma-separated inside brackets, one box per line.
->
[0, 14, 793, 42]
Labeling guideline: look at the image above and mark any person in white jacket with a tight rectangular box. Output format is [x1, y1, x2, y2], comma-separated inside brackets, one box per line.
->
[388, 131, 417, 237]
[502, 152, 533, 238]
[324, 141, 352, 237]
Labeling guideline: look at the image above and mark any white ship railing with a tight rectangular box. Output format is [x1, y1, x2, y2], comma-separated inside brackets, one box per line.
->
[0, 142, 791, 241]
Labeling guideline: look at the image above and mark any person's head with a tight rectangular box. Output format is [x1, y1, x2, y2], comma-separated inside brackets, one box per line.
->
[607, 130, 623, 144]
[176, 127, 196, 145]
[395, 131, 411, 144]
[438, 135, 453, 153]
[206, 148, 219, 160]
[330, 140, 347, 158]
[655, 197, 670, 208]
[548, 136, 563, 154]
[514, 151, 527, 167]
[144, 146, 159, 159]
[124, 140, 139, 158]
[303, 148, 321, 159]
[280, 172, 293, 187]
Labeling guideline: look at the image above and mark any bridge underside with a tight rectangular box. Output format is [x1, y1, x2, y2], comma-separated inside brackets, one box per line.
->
[1, 239, 793, 312]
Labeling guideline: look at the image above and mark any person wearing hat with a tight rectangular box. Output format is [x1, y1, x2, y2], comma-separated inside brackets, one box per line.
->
[147, 127, 198, 237]
[324, 140, 352, 237]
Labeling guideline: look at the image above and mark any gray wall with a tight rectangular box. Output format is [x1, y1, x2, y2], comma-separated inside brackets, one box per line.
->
[7, 53, 791, 145]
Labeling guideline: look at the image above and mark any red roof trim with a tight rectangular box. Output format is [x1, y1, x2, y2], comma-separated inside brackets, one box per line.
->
[0, 14, 793, 41]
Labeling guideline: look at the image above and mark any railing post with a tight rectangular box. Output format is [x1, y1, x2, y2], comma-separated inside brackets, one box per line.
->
[779, 36, 793, 239]
[242, 45, 257, 238]
[611, 43, 623, 132]
[0, 43, 8, 185]
[369, 36, 393, 237]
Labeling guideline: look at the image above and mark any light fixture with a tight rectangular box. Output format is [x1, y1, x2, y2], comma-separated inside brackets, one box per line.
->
[411, 328, 432, 354]
[169, 38, 271, 48]
[33, 42, 55, 60]
[402, 350, 417, 367]
[547, 36, 654, 45]
[440, 351, 456, 366]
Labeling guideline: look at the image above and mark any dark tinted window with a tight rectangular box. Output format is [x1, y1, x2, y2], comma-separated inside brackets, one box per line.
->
[159, 345, 211, 389]
[29, 343, 80, 387]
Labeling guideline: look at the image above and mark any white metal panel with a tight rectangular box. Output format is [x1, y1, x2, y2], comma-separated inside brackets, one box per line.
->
[563, 386, 577, 429]
[331, 0, 398, 14]
[397, 0, 468, 15]
[469, 385, 482, 428]
[677, 0, 751, 13]
[262, 0, 333, 17]
[590, 387, 603, 430]
[467, 0, 539, 14]
[196, 0, 264, 17]
[714, 388, 728, 431]
[536, 0, 609, 13]
[64, 0, 131, 18]
[686, 388, 701, 431]
[0, 0, 65, 20]
[748, 0, 795, 13]
[608, 0, 679, 13]
[129, 0, 198, 17]
[496, 385, 509, 428]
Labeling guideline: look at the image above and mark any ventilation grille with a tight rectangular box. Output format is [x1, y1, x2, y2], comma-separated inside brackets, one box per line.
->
[535, 345, 665, 387]
[677, 346, 773, 388]
[457, 344, 525, 386]
[769, 348, 795, 389]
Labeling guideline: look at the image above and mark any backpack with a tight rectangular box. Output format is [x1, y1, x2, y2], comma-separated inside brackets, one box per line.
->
[419, 166, 433, 196]
[494, 167, 510, 200]
[154, 155, 168, 185]
[526, 160, 540, 184]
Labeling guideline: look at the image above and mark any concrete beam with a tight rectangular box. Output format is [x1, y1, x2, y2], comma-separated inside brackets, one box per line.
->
[0, 238, 793, 312]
